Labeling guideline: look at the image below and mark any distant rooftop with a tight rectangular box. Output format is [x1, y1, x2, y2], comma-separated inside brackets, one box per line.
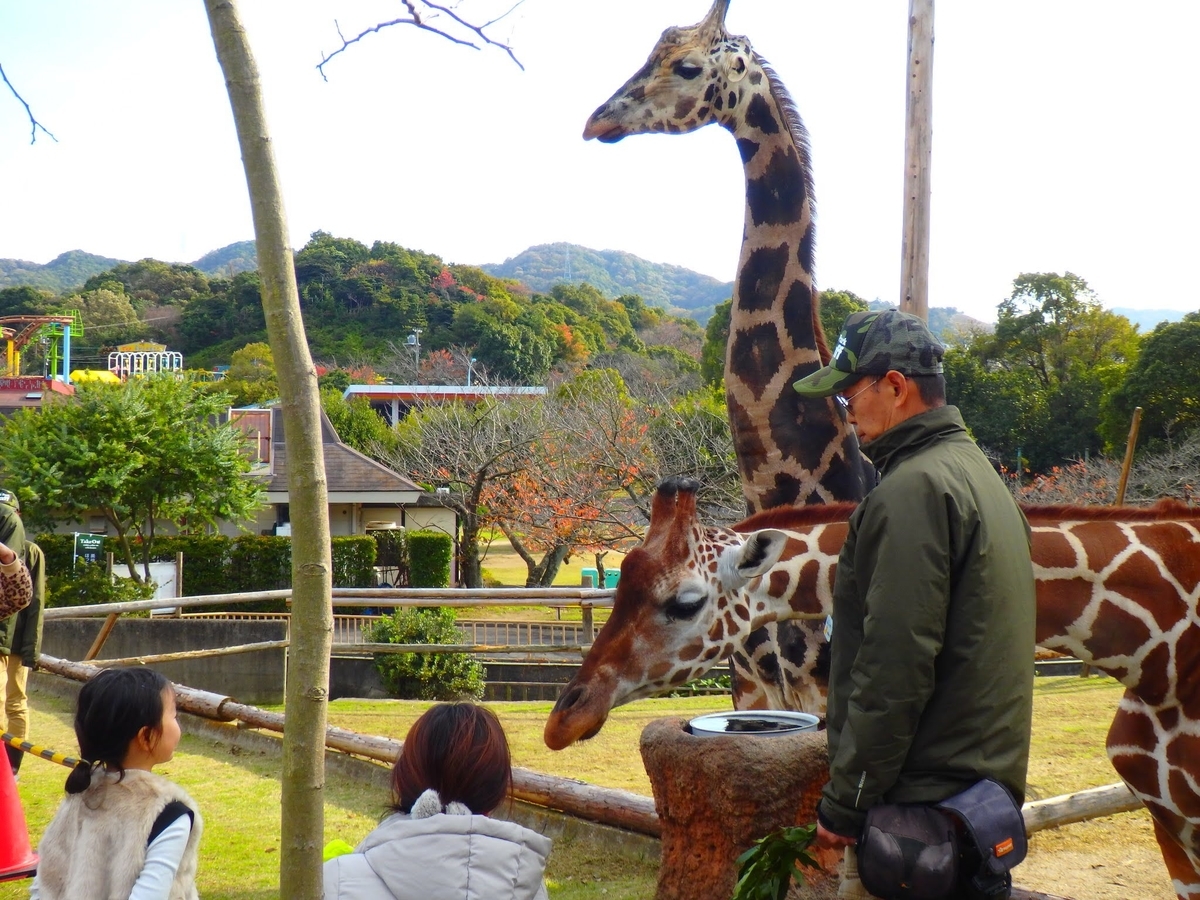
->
[343, 384, 547, 401]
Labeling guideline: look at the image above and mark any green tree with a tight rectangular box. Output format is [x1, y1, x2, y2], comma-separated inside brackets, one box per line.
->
[0, 374, 264, 581]
[990, 272, 1138, 389]
[1104, 313, 1200, 449]
[68, 287, 146, 344]
[83, 259, 210, 310]
[222, 340, 278, 406]
[320, 387, 399, 457]
[818, 288, 869, 347]
[700, 298, 732, 387]
[383, 397, 542, 587]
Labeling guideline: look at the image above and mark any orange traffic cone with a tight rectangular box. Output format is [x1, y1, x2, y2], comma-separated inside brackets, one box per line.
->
[0, 746, 37, 882]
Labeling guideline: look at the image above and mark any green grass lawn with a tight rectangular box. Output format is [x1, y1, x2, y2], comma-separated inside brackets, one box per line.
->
[478, 538, 626, 590]
[1, 677, 1169, 900]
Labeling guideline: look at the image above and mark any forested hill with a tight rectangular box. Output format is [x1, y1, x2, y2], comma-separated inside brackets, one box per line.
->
[482, 243, 733, 321]
[0, 242, 258, 292]
[0, 250, 124, 293]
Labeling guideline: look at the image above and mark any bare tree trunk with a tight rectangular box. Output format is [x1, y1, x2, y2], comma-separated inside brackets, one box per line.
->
[203, 3, 332, 898]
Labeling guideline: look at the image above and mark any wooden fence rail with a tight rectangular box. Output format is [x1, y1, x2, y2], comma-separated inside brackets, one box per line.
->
[35, 654, 660, 836]
[44, 587, 617, 620]
[33, 654, 1140, 840]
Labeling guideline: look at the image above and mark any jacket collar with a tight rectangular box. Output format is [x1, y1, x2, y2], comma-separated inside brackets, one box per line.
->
[862, 405, 968, 476]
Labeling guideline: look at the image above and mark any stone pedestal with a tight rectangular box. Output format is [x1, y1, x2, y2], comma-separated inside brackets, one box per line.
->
[640, 716, 841, 900]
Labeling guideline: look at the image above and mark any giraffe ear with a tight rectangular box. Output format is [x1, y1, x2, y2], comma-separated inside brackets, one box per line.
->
[724, 52, 748, 83]
[718, 529, 789, 591]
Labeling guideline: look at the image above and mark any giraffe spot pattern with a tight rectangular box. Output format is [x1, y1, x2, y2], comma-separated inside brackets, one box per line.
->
[794, 559, 821, 614]
[1075, 521, 1128, 573]
[798, 222, 816, 274]
[1132, 522, 1200, 594]
[1108, 550, 1190, 631]
[1111, 749, 1161, 799]
[737, 244, 790, 312]
[749, 71, 763, 85]
[772, 397, 840, 472]
[679, 639, 704, 662]
[1082, 600, 1152, 662]
[1159, 706, 1180, 732]
[728, 397, 769, 478]
[1177, 624, 1200, 719]
[746, 146, 805, 227]
[756, 651, 781, 680]
[647, 660, 673, 681]
[1135, 641, 1171, 706]
[1169, 770, 1200, 818]
[768, 569, 790, 599]
[1033, 575, 1092, 645]
[674, 97, 697, 119]
[737, 137, 759, 163]
[744, 93, 779, 134]
[1120, 707, 1158, 751]
[780, 279, 818, 353]
[729, 322, 786, 402]
[1167, 732, 1200, 769]
[761, 474, 801, 509]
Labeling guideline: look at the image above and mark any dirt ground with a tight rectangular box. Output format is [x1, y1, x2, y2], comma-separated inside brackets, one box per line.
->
[1017, 810, 1175, 899]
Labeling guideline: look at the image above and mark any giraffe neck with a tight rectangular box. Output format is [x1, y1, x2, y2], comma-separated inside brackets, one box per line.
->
[717, 56, 871, 512]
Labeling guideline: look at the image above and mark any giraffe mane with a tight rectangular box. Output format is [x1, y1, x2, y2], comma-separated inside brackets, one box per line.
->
[1021, 498, 1200, 521]
[733, 502, 858, 531]
[756, 53, 829, 363]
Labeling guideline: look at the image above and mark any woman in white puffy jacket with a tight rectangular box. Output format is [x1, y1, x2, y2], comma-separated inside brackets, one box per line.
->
[323, 702, 552, 900]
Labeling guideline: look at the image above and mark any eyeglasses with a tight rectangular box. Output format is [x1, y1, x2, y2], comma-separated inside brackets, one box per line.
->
[835, 378, 881, 412]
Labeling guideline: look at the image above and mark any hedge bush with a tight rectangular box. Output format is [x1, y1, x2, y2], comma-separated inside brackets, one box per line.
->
[368, 607, 484, 700]
[36, 531, 391, 609]
[408, 530, 452, 588]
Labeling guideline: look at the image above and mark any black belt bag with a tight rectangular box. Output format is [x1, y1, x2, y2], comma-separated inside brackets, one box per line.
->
[857, 778, 1027, 900]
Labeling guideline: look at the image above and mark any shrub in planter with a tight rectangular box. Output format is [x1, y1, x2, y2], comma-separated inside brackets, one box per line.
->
[46, 560, 157, 609]
[368, 607, 484, 701]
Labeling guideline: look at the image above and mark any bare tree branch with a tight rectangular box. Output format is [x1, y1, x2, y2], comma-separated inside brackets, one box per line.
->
[317, 0, 525, 81]
[0, 62, 57, 144]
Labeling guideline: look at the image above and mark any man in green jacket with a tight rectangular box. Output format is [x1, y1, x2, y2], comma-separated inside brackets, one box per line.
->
[793, 310, 1036, 899]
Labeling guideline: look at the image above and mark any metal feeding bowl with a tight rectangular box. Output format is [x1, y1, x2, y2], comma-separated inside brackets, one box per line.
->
[687, 710, 821, 737]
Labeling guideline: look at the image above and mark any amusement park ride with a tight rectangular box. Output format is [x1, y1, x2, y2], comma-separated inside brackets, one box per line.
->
[0, 312, 184, 412]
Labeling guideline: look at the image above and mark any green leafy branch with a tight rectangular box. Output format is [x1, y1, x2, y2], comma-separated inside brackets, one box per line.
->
[733, 824, 821, 900]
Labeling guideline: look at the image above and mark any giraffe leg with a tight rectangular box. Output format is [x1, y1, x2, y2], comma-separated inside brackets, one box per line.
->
[1107, 693, 1200, 900]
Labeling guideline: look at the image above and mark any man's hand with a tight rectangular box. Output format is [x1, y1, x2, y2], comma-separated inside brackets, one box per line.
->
[815, 821, 857, 849]
[0, 542, 16, 566]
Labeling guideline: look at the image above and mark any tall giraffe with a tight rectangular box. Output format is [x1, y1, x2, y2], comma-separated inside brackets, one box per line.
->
[544, 479, 1200, 900]
[585, 0, 872, 510]
[583, 0, 872, 713]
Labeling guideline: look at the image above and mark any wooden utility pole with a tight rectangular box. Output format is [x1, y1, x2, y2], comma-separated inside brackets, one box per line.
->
[899, 0, 935, 321]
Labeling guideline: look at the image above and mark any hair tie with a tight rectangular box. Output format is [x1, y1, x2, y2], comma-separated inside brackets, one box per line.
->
[411, 788, 470, 818]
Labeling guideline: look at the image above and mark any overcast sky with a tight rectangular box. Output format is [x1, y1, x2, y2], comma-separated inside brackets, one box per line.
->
[2, 1, 1197, 323]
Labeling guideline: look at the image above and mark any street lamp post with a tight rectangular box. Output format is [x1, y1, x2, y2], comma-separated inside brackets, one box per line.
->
[466, 356, 476, 387]
[406, 328, 422, 371]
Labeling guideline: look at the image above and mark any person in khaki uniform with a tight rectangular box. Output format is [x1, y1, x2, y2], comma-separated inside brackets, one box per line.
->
[793, 311, 1036, 900]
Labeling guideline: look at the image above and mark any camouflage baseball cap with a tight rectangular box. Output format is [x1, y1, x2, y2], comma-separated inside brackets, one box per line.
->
[792, 309, 945, 397]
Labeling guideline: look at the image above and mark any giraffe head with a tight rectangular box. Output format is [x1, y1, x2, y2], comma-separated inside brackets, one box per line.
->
[543, 477, 844, 750]
[583, 0, 753, 142]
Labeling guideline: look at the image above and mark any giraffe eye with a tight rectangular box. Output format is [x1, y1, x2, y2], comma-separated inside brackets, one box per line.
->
[664, 591, 706, 622]
[674, 63, 703, 80]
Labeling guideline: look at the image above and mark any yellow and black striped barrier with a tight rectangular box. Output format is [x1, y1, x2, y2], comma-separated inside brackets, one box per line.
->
[2, 733, 79, 769]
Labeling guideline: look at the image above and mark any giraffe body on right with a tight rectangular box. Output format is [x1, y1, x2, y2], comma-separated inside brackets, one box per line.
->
[546, 480, 1200, 899]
